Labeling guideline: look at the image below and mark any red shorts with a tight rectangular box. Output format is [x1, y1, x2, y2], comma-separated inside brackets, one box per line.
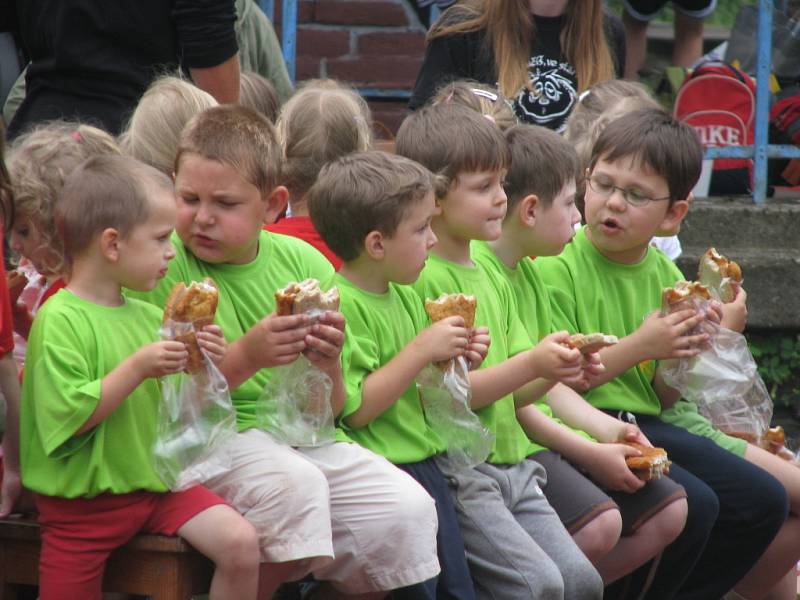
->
[34, 486, 225, 600]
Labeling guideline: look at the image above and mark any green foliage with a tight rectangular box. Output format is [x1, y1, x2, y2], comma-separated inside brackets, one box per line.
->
[605, 0, 753, 28]
[748, 332, 800, 406]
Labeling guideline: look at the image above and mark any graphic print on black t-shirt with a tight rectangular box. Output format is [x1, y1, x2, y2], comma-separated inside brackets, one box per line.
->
[512, 54, 577, 132]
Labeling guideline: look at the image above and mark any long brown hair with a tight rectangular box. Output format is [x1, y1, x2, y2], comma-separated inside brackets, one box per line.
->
[429, 0, 614, 97]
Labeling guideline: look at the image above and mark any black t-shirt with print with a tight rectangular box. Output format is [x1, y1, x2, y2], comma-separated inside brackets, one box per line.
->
[409, 11, 626, 132]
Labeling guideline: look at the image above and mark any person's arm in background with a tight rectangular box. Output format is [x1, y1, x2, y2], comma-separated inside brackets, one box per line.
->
[190, 54, 241, 104]
[175, 0, 241, 104]
[0, 353, 20, 517]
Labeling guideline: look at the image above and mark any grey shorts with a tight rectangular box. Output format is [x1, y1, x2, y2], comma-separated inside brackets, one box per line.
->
[624, 0, 717, 21]
[532, 450, 687, 536]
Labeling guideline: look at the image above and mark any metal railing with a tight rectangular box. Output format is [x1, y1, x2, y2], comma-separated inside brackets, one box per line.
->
[258, 0, 298, 81]
[706, 0, 800, 202]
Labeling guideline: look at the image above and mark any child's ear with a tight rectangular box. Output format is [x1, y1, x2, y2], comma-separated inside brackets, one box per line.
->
[262, 186, 289, 225]
[656, 198, 690, 237]
[518, 194, 540, 227]
[99, 228, 120, 262]
[364, 230, 385, 260]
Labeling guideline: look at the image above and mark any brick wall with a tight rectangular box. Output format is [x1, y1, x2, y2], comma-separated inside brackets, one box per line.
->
[273, 0, 428, 134]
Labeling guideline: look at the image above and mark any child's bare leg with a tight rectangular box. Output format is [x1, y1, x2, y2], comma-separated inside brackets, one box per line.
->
[623, 10, 649, 79]
[593, 498, 687, 584]
[178, 504, 260, 600]
[672, 11, 705, 68]
[257, 560, 306, 600]
[571, 508, 622, 564]
[734, 445, 800, 599]
[763, 568, 797, 600]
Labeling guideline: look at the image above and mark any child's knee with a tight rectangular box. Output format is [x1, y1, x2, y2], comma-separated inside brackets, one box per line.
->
[574, 509, 622, 560]
[214, 517, 260, 572]
[658, 498, 689, 544]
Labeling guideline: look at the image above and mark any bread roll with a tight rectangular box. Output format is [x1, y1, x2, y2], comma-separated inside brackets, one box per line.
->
[163, 278, 219, 373]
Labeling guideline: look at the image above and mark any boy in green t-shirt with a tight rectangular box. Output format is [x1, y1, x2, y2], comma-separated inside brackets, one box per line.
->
[308, 150, 485, 600]
[21, 155, 259, 599]
[396, 103, 604, 599]
[536, 108, 790, 599]
[473, 123, 689, 590]
[131, 105, 439, 599]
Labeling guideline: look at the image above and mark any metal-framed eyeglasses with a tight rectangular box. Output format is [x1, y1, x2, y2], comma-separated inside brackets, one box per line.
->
[585, 174, 672, 207]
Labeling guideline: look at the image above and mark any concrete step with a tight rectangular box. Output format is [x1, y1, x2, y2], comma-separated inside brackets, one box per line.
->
[678, 197, 800, 252]
[676, 197, 800, 330]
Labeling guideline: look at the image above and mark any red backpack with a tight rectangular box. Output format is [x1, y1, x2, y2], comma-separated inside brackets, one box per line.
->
[673, 62, 755, 194]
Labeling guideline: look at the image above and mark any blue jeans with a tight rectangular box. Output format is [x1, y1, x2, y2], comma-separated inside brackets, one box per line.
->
[633, 414, 788, 599]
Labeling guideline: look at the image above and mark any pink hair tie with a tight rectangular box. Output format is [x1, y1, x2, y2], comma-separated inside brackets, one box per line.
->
[71, 130, 83, 142]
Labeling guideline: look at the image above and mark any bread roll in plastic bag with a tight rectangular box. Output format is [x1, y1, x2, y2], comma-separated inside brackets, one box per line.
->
[660, 319, 773, 444]
[417, 355, 494, 470]
[154, 320, 237, 490]
[256, 353, 336, 447]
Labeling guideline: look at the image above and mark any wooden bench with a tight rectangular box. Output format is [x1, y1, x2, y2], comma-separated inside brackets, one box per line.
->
[0, 516, 213, 600]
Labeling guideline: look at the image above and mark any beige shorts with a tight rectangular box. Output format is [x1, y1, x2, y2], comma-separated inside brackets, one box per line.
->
[204, 429, 440, 593]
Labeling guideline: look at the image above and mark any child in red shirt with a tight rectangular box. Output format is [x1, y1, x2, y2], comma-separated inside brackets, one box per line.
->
[266, 80, 374, 270]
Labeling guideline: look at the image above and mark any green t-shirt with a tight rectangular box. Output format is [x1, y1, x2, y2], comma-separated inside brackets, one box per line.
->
[129, 231, 339, 435]
[411, 251, 536, 464]
[335, 274, 446, 463]
[473, 241, 594, 446]
[535, 227, 684, 415]
[20, 290, 169, 497]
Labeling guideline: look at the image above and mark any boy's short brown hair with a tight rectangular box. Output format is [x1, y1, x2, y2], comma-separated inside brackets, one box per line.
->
[395, 104, 510, 197]
[56, 155, 172, 264]
[308, 151, 436, 262]
[175, 104, 281, 196]
[504, 124, 580, 214]
[590, 108, 703, 203]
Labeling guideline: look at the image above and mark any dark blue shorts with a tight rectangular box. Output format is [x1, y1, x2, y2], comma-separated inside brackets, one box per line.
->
[393, 457, 475, 600]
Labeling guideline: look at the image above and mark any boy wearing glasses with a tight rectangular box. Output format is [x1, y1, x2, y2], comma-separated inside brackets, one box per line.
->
[472, 124, 689, 593]
[537, 108, 789, 599]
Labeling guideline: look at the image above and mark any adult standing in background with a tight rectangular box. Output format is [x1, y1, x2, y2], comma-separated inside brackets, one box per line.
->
[409, 0, 625, 132]
[5, 0, 240, 139]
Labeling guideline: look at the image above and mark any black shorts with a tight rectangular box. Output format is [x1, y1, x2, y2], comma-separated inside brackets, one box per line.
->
[532, 450, 687, 536]
[623, 0, 717, 21]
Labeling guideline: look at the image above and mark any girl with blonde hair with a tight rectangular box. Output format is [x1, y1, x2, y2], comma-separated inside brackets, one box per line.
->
[410, 0, 625, 132]
[431, 80, 518, 131]
[120, 75, 217, 175]
[266, 79, 372, 269]
[7, 121, 121, 340]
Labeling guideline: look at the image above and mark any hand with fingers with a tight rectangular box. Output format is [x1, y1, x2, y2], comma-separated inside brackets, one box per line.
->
[303, 311, 346, 376]
[465, 326, 490, 370]
[529, 331, 584, 385]
[634, 309, 709, 361]
[133, 340, 189, 379]
[720, 285, 748, 333]
[241, 313, 311, 369]
[196, 324, 227, 366]
[584, 442, 645, 493]
[413, 316, 470, 365]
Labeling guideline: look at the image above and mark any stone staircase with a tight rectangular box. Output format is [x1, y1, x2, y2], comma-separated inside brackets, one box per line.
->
[676, 197, 800, 330]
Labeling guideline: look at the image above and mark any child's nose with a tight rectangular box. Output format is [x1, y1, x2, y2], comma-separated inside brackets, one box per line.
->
[606, 187, 628, 211]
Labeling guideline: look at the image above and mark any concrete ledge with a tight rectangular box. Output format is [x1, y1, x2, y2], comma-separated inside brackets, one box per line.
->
[677, 197, 800, 329]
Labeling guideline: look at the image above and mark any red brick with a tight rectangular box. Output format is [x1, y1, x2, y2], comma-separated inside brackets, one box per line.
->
[315, 1, 408, 27]
[298, 27, 351, 57]
[296, 56, 324, 81]
[358, 31, 426, 56]
[326, 55, 423, 87]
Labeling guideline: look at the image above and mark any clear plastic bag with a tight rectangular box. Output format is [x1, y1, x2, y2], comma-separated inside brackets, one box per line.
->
[154, 320, 238, 490]
[256, 354, 336, 447]
[417, 356, 494, 470]
[660, 321, 773, 444]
